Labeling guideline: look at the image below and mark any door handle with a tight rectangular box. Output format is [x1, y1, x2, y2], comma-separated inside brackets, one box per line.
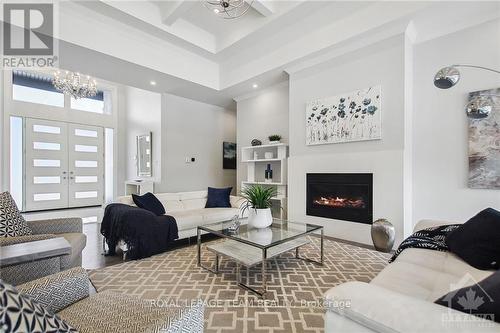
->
[70, 176, 74, 179]
[62, 171, 67, 174]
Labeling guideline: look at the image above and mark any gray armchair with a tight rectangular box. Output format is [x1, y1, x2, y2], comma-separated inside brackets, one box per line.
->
[0, 217, 86, 285]
[26, 217, 87, 269]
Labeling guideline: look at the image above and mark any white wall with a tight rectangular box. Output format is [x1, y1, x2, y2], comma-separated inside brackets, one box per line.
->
[288, 36, 408, 246]
[236, 83, 289, 192]
[158, 93, 236, 193]
[123, 86, 162, 184]
[412, 19, 500, 224]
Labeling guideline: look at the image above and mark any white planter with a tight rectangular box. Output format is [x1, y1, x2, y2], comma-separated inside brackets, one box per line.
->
[247, 208, 273, 229]
[269, 140, 280, 145]
[247, 227, 273, 245]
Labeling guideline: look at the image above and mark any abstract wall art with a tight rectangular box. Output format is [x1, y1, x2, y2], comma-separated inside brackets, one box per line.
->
[306, 86, 382, 145]
[223, 142, 237, 169]
[468, 88, 500, 189]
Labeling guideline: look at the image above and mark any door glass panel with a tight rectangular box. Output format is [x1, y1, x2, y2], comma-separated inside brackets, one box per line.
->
[75, 191, 98, 199]
[74, 129, 98, 137]
[75, 144, 98, 153]
[33, 124, 61, 134]
[33, 142, 60, 150]
[75, 176, 98, 183]
[33, 176, 61, 184]
[75, 160, 98, 168]
[33, 193, 61, 201]
[33, 159, 61, 167]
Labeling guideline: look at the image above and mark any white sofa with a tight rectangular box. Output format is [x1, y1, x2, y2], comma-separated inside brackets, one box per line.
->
[325, 219, 500, 332]
[116, 190, 246, 239]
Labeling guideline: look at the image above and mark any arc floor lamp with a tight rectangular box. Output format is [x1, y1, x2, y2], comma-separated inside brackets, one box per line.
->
[434, 64, 500, 119]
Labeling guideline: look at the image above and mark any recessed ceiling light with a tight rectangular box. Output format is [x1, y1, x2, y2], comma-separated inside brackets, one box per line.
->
[252, 83, 258, 88]
[150, 81, 156, 86]
[213, 8, 220, 14]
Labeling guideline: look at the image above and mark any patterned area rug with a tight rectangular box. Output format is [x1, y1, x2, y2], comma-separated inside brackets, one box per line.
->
[89, 237, 389, 333]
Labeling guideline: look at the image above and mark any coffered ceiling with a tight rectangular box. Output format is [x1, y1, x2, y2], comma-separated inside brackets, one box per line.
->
[55, 1, 500, 108]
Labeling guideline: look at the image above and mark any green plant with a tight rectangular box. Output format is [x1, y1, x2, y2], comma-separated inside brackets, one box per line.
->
[268, 134, 281, 142]
[240, 185, 277, 213]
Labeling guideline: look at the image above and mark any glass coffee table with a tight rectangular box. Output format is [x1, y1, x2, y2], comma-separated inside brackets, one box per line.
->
[197, 218, 323, 297]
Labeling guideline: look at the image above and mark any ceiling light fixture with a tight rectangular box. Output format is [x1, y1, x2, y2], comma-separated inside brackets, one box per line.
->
[150, 80, 156, 86]
[205, 0, 253, 19]
[252, 83, 258, 88]
[433, 64, 500, 119]
[53, 71, 97, 99]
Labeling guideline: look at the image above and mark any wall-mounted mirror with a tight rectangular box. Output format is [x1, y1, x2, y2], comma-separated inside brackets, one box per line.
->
[137, 132, 152, 177]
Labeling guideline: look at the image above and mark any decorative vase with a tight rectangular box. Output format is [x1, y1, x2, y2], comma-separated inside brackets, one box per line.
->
[371, 219, 395, 253]
[269, 140, 280, 145]
[248, 208, 273, 229]
[264, 164, 273, 183]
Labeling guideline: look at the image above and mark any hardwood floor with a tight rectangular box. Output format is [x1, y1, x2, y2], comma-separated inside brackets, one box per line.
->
[82, 223, 123, 270]
[82, 223, 216, 270]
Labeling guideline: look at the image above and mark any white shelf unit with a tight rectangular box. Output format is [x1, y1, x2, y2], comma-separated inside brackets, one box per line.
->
[241, 143, 288, 219]
[125, 180, 154, 195]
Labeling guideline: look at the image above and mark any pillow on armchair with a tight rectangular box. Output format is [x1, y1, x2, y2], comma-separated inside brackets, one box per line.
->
[0, 191, 32, 237]
[0, 279, 77, 332]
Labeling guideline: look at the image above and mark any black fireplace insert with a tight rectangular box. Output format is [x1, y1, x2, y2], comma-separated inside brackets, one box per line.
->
[306, 173, 373, 224]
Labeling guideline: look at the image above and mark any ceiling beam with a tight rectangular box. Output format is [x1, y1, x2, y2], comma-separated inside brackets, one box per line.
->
[158, 1, 197, 26]
[247, 0, 274, 17]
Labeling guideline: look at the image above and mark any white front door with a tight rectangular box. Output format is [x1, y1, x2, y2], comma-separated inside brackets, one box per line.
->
[68, 124, 104, 207]
[25, 118, 69, 211]
[24, 118, 105, 211]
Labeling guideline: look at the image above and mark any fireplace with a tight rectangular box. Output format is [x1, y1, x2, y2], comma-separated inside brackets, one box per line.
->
[306, 173, 373, 224]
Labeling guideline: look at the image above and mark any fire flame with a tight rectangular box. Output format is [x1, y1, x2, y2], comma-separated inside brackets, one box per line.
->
[313, 196, 366, 209]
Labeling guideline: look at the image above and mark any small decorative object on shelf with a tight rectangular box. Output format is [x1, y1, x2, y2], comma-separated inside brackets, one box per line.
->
[268, 134, 281, 144]
[371, 218, 395, 253]
[251, 139, 262, 146]
[227, 215, 241, 233]
[241, 185, 277, 228]
[264, 164, 273, 183]
[264, 152, 274, 159]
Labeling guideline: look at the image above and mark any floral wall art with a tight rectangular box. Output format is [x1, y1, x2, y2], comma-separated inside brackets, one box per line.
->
[468, 88, 500, 189]
[306, 86, 382, 145]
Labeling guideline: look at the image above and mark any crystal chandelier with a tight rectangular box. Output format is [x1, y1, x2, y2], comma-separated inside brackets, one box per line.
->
[52, 71, 97, 99]
[205, 0, 253, 19]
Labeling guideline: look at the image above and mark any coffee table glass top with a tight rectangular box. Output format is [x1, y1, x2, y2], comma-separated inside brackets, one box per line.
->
[198, 218, 322, 249]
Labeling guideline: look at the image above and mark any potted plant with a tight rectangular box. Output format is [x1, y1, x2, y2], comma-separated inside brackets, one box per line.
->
[241, 185, 277, 228]
[268, 135, 281, 144]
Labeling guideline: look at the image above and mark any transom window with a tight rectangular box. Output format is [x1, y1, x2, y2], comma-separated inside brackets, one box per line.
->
[11, 70, 112, 114]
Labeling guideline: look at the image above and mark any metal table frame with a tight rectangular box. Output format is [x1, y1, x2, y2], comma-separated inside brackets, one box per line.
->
[197, 222, 324, 297]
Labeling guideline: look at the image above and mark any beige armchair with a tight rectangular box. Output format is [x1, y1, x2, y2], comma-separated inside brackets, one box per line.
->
[14, 268, 204, 333]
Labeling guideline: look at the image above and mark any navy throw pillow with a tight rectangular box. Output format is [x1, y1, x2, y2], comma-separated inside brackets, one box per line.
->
[446, 208, 500, 270]
[132, 192, 165, 216]
[205, 187, 232, 208]
[435, 270, 500, 323]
